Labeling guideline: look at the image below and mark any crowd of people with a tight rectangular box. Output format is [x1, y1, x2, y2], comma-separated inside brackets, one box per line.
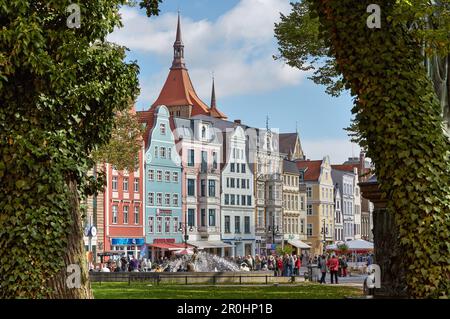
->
[224, 253, 305, 276]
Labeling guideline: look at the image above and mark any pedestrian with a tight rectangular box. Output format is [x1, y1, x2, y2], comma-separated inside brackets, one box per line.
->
[277, 256, 283, 277]
[338, 256, 343, 277]
[327, 254, 339, 284]
[288, 254, 295, 276]
[342, 256, 348, 277]
[295, 254, 301, 276]
[318, 254, 327, 284]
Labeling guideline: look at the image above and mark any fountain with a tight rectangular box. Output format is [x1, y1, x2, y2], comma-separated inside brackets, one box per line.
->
[164, 249, 240, 272]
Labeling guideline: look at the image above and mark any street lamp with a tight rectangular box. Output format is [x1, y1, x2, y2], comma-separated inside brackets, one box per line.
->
[267, 214, 279, 248]
[179, 222, 194, 249]
[321, 219, 329, 254]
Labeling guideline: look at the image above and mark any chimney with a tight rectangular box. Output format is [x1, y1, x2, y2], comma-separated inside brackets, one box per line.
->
[234, 119, 241, 124]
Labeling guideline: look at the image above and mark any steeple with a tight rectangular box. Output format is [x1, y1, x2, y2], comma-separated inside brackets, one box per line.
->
[171, 12, 186, 69]
[210, 75, 217, 109]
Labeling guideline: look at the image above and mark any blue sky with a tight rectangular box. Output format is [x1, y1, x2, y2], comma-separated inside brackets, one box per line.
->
[109, 0, 360, 163]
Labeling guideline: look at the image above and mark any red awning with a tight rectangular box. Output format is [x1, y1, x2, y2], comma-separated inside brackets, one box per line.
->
[149, 243, 194, 251]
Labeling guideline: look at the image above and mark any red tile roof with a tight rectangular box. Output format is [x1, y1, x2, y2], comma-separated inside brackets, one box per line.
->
[296, 160, 323, 181]
[331, 164, 357, 173]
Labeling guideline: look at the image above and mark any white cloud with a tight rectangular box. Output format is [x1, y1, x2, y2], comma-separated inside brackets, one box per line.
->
[302, 139, 361, 164]
[108, 0, 305, 104]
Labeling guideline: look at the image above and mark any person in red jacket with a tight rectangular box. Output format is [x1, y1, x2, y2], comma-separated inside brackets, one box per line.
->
[294, 255, 301, 275]
[326, 254, 340, 284]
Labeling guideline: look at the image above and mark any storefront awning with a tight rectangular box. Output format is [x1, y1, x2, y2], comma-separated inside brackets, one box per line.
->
[149, 243, 193, 251]
[187, 240, 234, 249]
[287, 239, 311, 249]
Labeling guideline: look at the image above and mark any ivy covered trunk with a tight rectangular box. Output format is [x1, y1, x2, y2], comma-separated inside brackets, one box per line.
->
[46, 179, 92, 299]
[309, 0, 450, 298]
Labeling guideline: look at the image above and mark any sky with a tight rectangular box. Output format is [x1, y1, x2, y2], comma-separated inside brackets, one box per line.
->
[108, 0, 361, 163]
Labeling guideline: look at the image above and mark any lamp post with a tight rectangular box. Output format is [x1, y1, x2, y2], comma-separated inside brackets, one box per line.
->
[179, 222, 193, 250]
[321, 219, 328, 254]
[268, 214, 279, 251]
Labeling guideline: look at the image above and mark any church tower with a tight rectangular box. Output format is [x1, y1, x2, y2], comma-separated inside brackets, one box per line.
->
[150, 13, 227, 120]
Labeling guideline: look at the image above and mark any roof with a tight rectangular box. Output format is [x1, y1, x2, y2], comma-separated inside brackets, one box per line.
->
[283, 159, 299, 175]
[331, 164, 357, 173]
[279, 133, 298, 155]
[296, 160, 323, 181]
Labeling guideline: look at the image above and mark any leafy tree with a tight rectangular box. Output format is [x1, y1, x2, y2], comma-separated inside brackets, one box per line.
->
[276, 245, 293, 256]
[0, 0, 160, 298]
[92, 110, 145, 172]
[275, 1, 450, 298]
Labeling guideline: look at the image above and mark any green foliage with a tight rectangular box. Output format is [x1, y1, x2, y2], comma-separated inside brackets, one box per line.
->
[276, 245, 293, 256]
[92, 110, 145, 171]
[337, 243, 349, 253]
[276, 0, 450, 298]
[0, 0, 161, 298]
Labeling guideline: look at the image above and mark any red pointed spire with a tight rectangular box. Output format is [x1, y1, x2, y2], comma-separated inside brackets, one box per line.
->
[172, 12, 186, 69]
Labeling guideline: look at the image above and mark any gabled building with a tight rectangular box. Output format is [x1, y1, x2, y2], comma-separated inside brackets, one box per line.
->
[144, 105, 184, 261]
[279, 133, 305, 161]
[333, 183, 343, 242]
[296, 157, 334, 255]
[282, 159, 309, 254]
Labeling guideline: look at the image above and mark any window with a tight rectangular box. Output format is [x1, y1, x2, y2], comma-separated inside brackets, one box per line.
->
[244, 216, 250, 233]
[156, 217, 162, 233]
[173, 217, 179, 233]
[123, 178, 129, 192]
[148, 170, 154, 181]
[269, 185, 273, 200]
[247, 195, 252, 206]
[164, 193, 170, 206]
[148, 192, 154, 205]
[188, 149, 195, 166]
[208, 209, 216, 226]
[123, 206, 129, 224]
[241, 164, 246, 173]
[212, 152, 218, 169]
[165, 171, 171, 182]
[200, 179, 206, 197]
[230, 163, 235, 172]
[201, 209, 206, 227]
[134, 206, 139, 224]
[165, 217, 170, 233]
[235, 216, 241, 233]
[300, 219, 305, 234]
[160, 147, 166, 159]
[230, 178, 235, 188]
[201, 126, 206, 139]
[173, 194, 179, 206]
[236, 164, 240, 173]
[160, 123, 166, 135]
[168, 148, 171, 160]
[154, 146, 158, 158]
[236, 179, 240, 189]
[241, 195, 246, 206]
[226, 178, 230, 188]
[208, 180, 216, 197]
[307, 204, 313, 215]
[307, 223, 313, 236]
[188, 209, 195, 227]
[241, 179, 245, 189]
[112, 176, 118, 191]
[224, 216, 231, 233]
[156, 193, 162, 206]
[300, 196, 305, 210]
[257, 209, 264, 227]
[306, 187, 312, 198]
[188, 179, 195, 196]
[247, 179, 250, 189]
[236, 195, 240, 205]
[201, 151, 207, 172]
[134, 178, 139, 193]
[157, 170, 162, 182]
[173, 172, 179, 183]
[148, 216, 154, 233]
[225, 194, 229, 205]
[230, 194, 235, 205]
[112, 205, 118, 224]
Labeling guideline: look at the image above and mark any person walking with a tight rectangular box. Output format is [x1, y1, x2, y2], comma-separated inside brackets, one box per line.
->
[327, 254, 339, 284]
[342, 256, 348, 277]
[295, 254, 301, 276]
[318, 254, 327, 284]
[276, 256, 283, 277]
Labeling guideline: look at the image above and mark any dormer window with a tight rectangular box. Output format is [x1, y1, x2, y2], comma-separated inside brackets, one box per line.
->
[201, 126, 207, 139]
[160, 123, 166, 135]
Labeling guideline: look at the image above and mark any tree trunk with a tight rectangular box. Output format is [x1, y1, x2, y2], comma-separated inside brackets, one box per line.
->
[46, 178, 93, 299]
